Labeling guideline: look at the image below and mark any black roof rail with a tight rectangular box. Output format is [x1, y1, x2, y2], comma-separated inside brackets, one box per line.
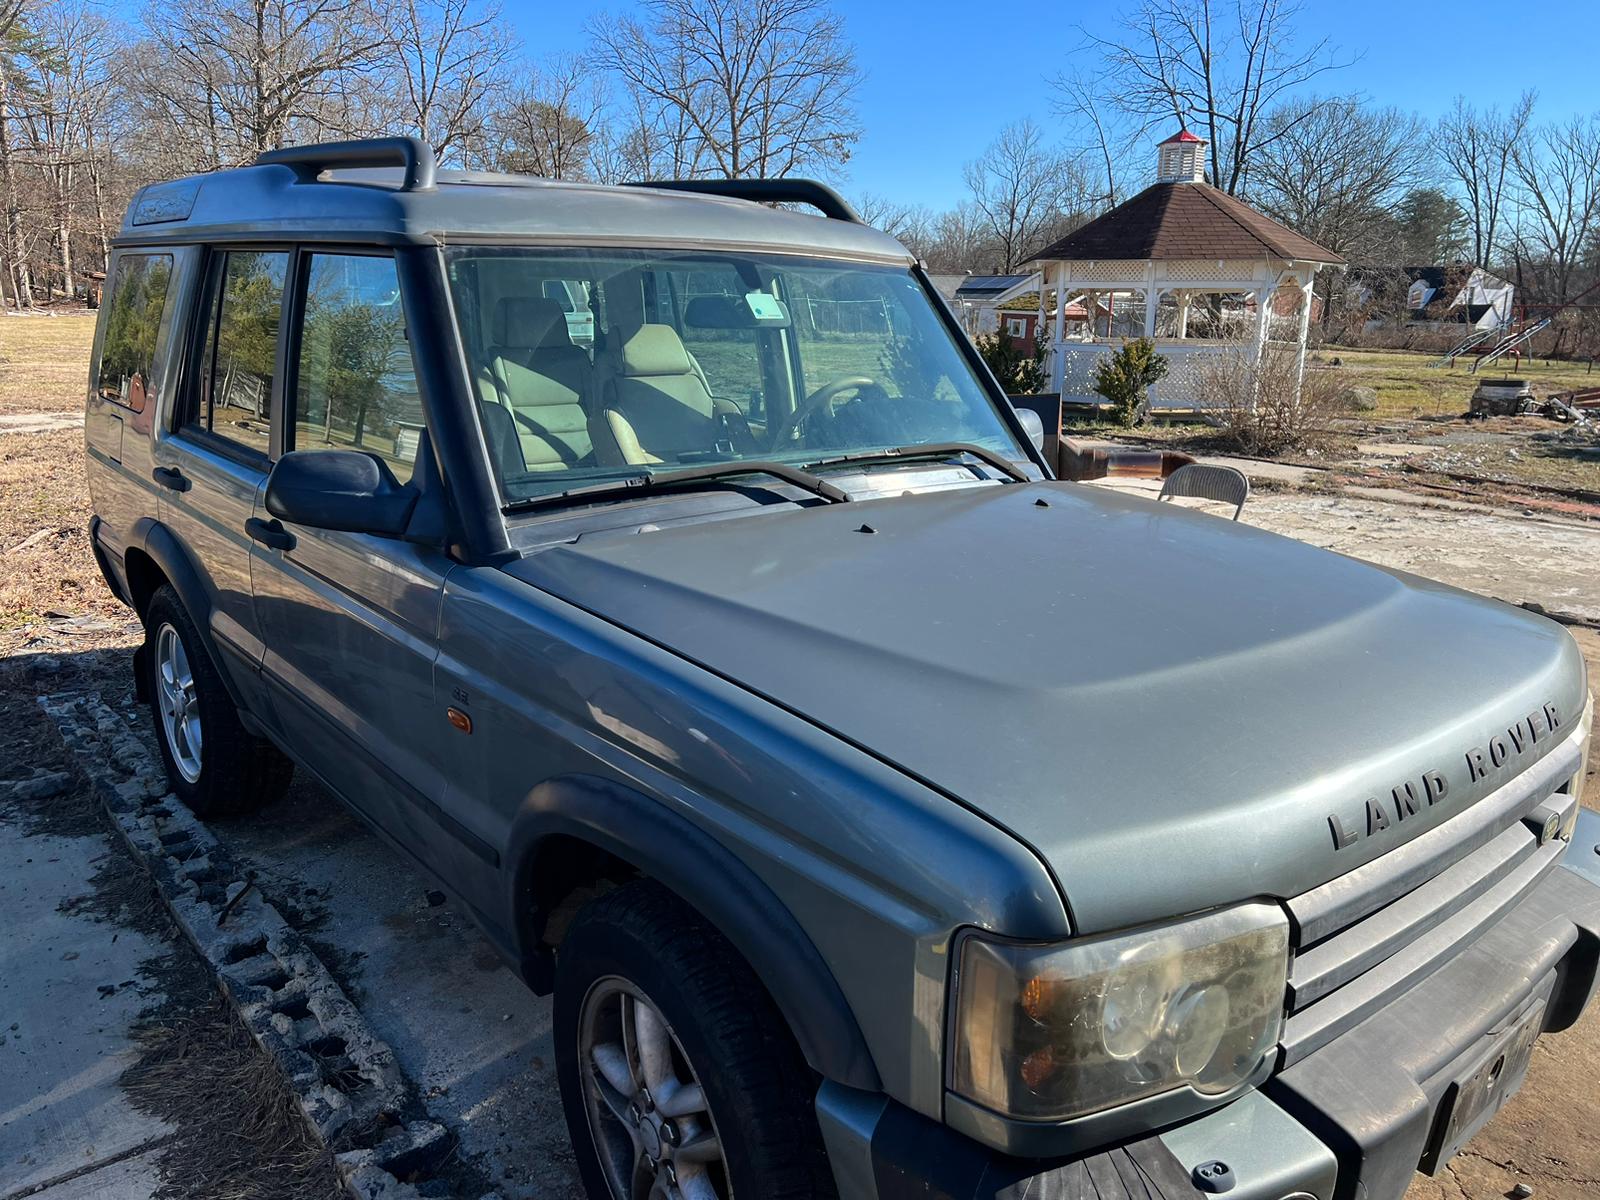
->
[622, 177, 862, 224]
[255, 137, 437, 192]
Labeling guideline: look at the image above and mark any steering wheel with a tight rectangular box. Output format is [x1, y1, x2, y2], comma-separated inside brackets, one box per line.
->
[769, 376, 883, 448]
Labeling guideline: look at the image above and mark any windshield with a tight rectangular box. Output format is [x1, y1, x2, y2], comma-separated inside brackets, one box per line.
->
[443, 246, 1024, 504]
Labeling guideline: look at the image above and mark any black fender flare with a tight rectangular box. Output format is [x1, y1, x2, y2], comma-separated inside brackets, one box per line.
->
[508, 774, 883, 1092]
[127, 518, 247, 710]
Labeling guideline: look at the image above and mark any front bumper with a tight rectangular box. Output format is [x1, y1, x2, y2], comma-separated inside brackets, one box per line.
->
[819, 821, 1600, 1200]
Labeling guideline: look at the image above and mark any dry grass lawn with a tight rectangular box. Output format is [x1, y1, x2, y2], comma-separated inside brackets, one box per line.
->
[0, 428, 126, 639]
[0, 313, 97, 414]
[1328, 348, 1600, 420]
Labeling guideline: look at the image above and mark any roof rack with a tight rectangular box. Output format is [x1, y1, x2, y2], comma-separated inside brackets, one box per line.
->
[622, 178, 862, 224]
[255, 137, 437, 193]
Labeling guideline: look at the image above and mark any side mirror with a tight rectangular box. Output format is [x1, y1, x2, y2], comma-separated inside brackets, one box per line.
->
[1013, 406, 1045, 452]
[265, 450, 418, 537]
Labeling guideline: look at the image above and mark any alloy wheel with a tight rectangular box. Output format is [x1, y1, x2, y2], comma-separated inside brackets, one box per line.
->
[578, 976, 732, 1200]
[155, 622, 203, 783]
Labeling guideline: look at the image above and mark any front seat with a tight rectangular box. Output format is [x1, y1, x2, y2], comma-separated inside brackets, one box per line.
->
[476, 297, 615, 470]
[599, 324, 745, 465]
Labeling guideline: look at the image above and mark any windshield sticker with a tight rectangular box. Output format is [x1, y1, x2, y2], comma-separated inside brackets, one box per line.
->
[744, 292, 787, 322]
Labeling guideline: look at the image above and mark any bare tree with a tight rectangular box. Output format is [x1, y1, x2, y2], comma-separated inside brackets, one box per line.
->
[589, 0, 861, 180]
[137, 0, 398, 168]
[963, 119, 1089, 272]
[852, 192, 922, 237]
[1084, 0, 1346, 194]
[1510, 111, 1600, 303]
[490, 54, 605, 180]
[382, 0, 513, 164]
[1249, 97, 1427, 262]
[0, 0, 37, 307]
[1051, 72, 1134, 207]
[22, 0, 115, 297]
[917, 202, 991, 275]
[1436, 92, 1534, 268]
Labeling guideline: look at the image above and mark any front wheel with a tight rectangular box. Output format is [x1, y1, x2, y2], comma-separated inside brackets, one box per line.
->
[142, 585, 292, 818]
[554, 880, 836, 1200]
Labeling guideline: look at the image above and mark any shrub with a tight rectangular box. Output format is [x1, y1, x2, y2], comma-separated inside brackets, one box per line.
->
[975, 327, 1047, 394]
[1091, 337, 1169, 428]
[1196, 344, 1353, 456]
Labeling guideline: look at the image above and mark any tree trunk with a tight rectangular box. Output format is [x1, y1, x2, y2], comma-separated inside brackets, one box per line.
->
[0, 65, 35, 310]
[56, 163, 74, 302]
[87, 144, 109, 270]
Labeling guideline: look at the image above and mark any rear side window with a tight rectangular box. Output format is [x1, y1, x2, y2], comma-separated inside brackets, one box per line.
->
[97, 254, 173, 411]
[187, 251, 287, 459]
[290, 253, 421, 483]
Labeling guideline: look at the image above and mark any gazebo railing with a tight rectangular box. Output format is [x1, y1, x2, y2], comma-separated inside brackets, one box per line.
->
[1050, 337, 1304, 411]
[1050, 341, 1216, 410]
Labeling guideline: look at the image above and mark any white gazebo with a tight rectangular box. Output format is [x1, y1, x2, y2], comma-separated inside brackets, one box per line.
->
[1027, 129, 1345, 410]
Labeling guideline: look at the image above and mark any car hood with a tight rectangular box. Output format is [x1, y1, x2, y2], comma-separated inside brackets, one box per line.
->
[506, 481, 1588, 932]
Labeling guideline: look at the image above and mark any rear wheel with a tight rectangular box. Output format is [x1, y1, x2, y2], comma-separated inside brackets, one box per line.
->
[143, 585, 292, 817]
[554, 880, 836, 1200]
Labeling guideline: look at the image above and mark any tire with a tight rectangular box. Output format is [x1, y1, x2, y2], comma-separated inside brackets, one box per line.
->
[554, 880, 836, 1200]
[142, 584, 293, 818]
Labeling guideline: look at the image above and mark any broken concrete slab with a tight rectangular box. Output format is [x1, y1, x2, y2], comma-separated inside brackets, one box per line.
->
[0, 823, 174, 1198]
[216, 776, 578, 1199]
[39, 693, 474, 1200]
[22, 1145, 170, 1200]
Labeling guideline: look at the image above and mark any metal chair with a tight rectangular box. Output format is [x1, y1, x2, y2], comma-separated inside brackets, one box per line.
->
[1158, 463, 1250, 520]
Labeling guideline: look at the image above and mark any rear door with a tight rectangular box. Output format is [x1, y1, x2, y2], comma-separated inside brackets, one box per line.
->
[248, 250, 482, 892]
[154, 248, 288, 716]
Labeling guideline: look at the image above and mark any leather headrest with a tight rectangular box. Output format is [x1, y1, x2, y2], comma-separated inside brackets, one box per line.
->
[615, 324, 694, 377]
[493, 296, 570, 351]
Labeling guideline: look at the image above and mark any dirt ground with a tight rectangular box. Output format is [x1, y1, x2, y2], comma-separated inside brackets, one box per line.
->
[4, 312, 1600, 1199]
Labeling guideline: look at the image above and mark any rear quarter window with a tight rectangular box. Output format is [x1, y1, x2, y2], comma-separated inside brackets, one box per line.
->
[96, 254, 174, 412]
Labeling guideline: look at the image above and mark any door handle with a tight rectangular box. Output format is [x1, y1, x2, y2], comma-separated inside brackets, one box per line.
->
[151, 466, 190, 492]
[245, 517, 296, 551]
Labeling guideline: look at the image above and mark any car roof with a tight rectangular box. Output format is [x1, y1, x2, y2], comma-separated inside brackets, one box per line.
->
[118, 165, 914, 264]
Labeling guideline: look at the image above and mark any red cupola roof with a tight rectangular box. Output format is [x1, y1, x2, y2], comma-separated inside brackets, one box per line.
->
[1160, 128, 1204, 144]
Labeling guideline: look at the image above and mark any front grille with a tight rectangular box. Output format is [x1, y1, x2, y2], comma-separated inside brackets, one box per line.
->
[1279, 736, 1582, 1067]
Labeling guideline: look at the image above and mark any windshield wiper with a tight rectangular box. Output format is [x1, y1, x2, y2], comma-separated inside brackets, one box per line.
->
[798, 442, 1030, 483]
[503, 460, 852, 513]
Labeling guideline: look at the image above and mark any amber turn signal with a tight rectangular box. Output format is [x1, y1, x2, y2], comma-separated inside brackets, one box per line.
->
[446, 707, 472, 734]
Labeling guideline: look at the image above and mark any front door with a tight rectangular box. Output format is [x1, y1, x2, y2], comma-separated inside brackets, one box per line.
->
[155, 248, 287, 717]
[247, 251, 479, 890]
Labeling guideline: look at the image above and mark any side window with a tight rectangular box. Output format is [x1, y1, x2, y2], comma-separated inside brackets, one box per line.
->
[672, 267, 767, 415]
[291, 253, 421, 483]
[97, 254, 173, 411]
[186, 250, 286, 459]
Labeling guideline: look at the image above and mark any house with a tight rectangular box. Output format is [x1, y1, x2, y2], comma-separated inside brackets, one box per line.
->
[984, 299, 1101, 355]
[1404, 266, 1513, 330]
[928, 272, 1044, 338]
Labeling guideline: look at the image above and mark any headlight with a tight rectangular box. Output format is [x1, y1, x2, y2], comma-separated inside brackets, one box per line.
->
[951, 903, 1289, 1121]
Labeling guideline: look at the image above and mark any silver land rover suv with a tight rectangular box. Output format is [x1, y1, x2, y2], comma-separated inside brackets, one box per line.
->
[85, 137, 1599, 1200]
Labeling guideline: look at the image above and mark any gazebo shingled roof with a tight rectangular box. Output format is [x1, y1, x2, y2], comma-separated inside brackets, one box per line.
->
[1028, 181, 1344, 266]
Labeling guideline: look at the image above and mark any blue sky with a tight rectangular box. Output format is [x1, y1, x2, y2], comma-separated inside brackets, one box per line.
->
[504, 0, 1599, 209]
[108, 0, 1598, 208]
